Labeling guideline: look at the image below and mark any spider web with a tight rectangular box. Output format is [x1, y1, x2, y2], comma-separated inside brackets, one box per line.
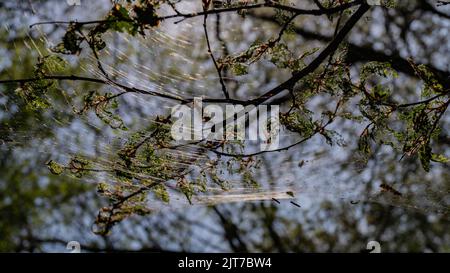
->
[1, 0, 448, 217]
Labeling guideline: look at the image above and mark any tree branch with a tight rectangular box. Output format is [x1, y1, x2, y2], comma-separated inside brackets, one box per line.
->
[29, 0, 362, 28]
[249, 3, 370, 106]
[202, 2, 230, 99]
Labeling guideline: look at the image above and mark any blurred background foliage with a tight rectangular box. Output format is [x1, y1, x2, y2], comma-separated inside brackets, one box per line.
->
[0, 0, 449, 252]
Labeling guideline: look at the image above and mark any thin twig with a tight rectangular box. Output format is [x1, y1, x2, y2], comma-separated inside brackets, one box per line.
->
[203, 3, 230, 99]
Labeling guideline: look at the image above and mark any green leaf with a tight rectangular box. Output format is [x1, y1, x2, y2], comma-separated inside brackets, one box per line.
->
[231, 63, 248, 76]
[68, 157, 91, 178]
[15, 85, 51, 110]
[107, 4, 133, 27]
[178, 179, 194, 205]
[51, 23, 83, 55]
[408, 59, 444, 96]
[419, 143, 432, 172]
[153, 184, 170, 203]
[46, 160, 64, 175]
[360, 62, 398, 82]
[431, 153, 449, 163]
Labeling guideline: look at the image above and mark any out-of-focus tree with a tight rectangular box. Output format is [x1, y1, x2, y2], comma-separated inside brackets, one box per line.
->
[0, 0, 449, 252]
